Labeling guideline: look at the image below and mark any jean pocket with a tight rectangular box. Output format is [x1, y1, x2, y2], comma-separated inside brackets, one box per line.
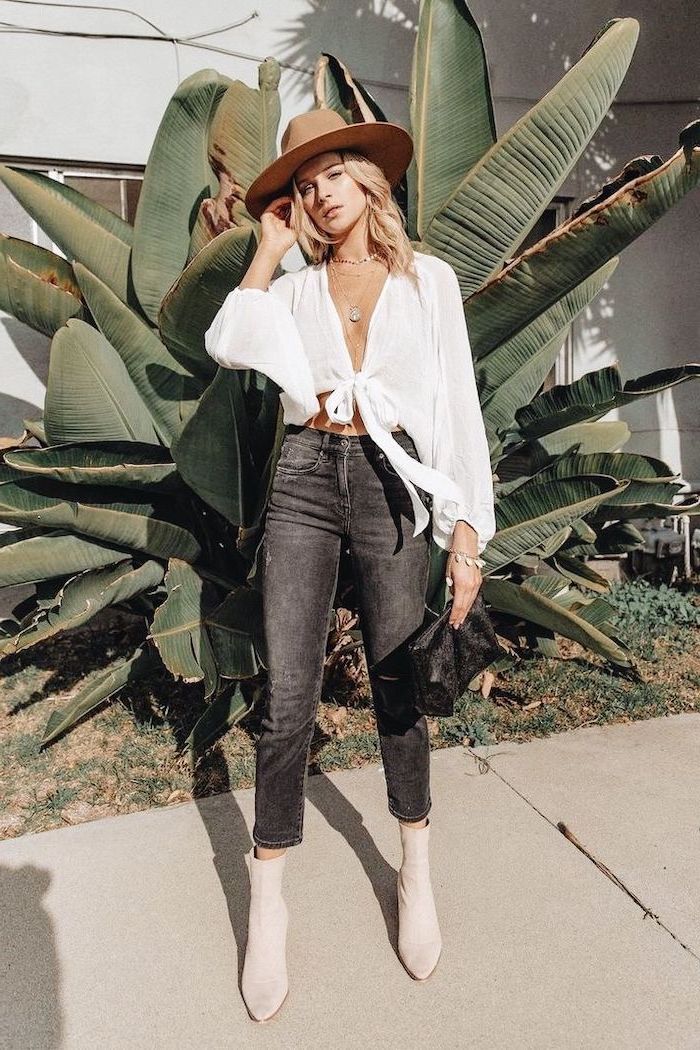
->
[375, 441, 419, 480]
[376, 443, 432, 511]
[276, 439, 325, 475]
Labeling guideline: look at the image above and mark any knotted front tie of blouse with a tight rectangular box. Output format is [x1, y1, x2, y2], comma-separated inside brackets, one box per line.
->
[204, 249, 496, 555]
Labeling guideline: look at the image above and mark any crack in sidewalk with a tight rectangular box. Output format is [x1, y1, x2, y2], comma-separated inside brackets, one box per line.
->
[466, 747, 700, 966]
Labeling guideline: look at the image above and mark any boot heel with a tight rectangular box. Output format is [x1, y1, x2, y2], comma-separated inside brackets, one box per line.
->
[241, 848, 290, 1022]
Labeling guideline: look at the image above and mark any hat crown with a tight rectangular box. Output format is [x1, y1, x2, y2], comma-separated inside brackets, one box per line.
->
[245, 110, 413, 221]
[280, 109, 348, 157]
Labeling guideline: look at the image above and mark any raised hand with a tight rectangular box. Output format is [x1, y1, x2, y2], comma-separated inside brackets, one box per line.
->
[259, 194, 299, 258]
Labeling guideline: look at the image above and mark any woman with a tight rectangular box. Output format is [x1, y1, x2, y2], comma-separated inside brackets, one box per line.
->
[205, 108, 496, 1022]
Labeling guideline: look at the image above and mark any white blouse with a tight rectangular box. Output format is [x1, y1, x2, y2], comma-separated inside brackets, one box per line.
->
[204, 250, 496, 555]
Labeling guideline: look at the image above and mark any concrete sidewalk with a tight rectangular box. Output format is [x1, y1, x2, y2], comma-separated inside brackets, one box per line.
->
[1, 712, 699, 1050]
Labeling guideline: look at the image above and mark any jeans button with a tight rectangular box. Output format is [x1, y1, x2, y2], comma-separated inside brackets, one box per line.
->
[341, 438, 349, 448]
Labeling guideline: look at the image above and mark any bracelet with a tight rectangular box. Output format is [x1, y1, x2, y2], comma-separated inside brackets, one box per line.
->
[447, 548, 485, 569]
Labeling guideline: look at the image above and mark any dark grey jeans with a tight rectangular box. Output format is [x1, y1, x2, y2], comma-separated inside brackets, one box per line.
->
[253, 423, 433, 848]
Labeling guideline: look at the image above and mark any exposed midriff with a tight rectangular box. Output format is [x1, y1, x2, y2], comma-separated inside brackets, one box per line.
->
[304, 389, 403, 436]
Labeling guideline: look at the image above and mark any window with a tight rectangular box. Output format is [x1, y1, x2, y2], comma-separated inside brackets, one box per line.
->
[0, 161, 143, 252]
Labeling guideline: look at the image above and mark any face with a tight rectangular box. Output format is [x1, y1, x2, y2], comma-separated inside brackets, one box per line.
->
[293, 150, 367, 235]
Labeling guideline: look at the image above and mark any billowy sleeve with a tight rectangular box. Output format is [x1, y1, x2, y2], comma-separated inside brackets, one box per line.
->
[204, 271, 320, 424]
[429, 260, 496, 556]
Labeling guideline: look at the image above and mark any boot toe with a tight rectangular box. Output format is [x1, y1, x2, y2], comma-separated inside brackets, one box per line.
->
[398, 938, 442, 980]
[242, 977, 289, 1022]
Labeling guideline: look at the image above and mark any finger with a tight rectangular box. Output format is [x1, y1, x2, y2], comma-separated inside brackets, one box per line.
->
[263, 196, 293, 219]
[449, 589, 477, 624]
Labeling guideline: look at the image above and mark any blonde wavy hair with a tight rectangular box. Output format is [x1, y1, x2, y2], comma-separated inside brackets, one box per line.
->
[290, 149, 419, 291]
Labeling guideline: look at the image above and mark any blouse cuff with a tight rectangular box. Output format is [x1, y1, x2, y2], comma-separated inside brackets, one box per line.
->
[431, 498, 495, 556]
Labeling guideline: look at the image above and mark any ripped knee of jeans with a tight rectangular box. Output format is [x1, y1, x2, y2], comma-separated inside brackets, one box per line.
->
[370, 645, 410, 683]
[369, 646, 421, 726]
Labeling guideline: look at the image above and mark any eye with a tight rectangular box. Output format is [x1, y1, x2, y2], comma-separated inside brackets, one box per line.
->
[330, 171, 341, 178]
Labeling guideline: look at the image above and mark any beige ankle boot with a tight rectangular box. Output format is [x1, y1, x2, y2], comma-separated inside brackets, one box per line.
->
[241, 847, 289, 1022]
[397, 817, 442, 980]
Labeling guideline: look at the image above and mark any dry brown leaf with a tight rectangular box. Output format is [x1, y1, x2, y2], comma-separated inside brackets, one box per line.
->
[480, 670, 496, 698]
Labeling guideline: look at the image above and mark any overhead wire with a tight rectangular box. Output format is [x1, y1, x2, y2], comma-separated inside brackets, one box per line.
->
[0, 1, 410, 92]
[0, 2, 695, 102]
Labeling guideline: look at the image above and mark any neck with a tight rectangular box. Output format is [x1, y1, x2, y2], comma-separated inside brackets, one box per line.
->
[329, 212, 371, 263]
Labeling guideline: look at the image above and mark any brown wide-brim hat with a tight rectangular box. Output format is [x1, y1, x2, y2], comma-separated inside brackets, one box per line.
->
[244, 108, 414, 222]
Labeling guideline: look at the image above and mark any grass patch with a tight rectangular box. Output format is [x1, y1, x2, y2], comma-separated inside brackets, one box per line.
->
[1, 579, 699, 840]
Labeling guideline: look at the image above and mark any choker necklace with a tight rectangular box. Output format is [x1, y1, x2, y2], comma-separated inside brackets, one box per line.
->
[331, 252, 379, 265]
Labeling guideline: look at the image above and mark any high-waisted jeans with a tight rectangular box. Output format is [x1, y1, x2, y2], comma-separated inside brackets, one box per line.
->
[253, 423, 433, 848]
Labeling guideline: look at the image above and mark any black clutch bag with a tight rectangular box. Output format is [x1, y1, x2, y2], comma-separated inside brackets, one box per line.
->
[407, 590, 504, 717]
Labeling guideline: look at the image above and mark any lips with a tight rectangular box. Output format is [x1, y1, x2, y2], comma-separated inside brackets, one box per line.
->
[324, 205, 342, 218]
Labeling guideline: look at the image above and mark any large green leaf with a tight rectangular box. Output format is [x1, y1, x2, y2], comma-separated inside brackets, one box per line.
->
[184, 683, 251, 754]
[591, 521, 645, 555]
[409, 0, 498, 240]
[532, 450, 681, 484]
[313, 53, 412, 225]
[237, 405, 286, 573]
[132, 70, 229, 323]
[0, 471, 200, 561]
[159, 225, 258, 378]
[0, 559, 164, 656]
[516, 363, 700, 438]
[466, 135, 700, 357]
[483, 577, 633, 668]
[188, 59, 280, 259]
[589, 487, 700, 522]
[41, 645, 160, 747]
[535, 421, 631, 458]
[422, 18, 638, 293]
[44, 320, 159, 445]
[0, 236, 84, 336]
[73, 264, 202, 444]
[0, 527, 132, 586]
[171, 368, 255, 525]
[483, 474, 628, 573]
[549, 552, 611, 593]
[4, 442, 178, 490]
[149, 559, 219, 697]
[206, 587, 265, 677]
[517, 571, 585, 608]
[0, 165, 132, 302]
[315, 52, 389, 124]
[478, 260, 619, 440]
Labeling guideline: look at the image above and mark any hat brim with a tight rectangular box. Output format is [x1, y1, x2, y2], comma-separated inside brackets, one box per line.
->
[244, 121, 414, 221]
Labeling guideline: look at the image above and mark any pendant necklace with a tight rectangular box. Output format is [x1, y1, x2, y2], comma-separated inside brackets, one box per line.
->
[328, 253, 381, 323]
[329, 259, 388, 371]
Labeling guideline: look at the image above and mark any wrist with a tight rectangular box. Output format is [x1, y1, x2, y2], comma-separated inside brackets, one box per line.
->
[257, 243, 287, 265]
[447, 548, 484, 568]
[451, 519, 478, 558]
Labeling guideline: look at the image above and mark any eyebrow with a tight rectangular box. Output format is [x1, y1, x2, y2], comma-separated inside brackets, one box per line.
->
[297, 162, 342, 189]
